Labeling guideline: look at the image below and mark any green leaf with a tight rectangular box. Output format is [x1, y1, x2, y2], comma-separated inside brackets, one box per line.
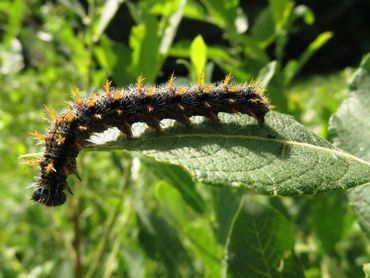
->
[283, 32, 333, 85]
[214, 188, 243, 245]
[92, 0, 125, 42]
[329, 54, 370, 160]
[347, 185, 370, 236]
[156, 182, 223, 276]
[268, 0, 293, 29]
[149, 0, 181, 16]
[201, 0, 241, 32]
[48, 17, 90, 82]
[257, 60, 278, 87]
[59, 0, 86, 18]
[183, 1, 208, 22]
[251, 8, 275, 48]
[89, 111, 370, 196]
[242, 35, 270, 65]
[190, 35, 207, 80]
[158, 0, 186, 57]
[156, 181, 191, 226]
[286, 73, 347, 138]
[94, 35, 132, 85]
[329, 54, 370, 236]
[149, 160, 205, 213]
[293, 5, 314, 25]
[364, 263, 370, 278]
[137, 212, 196, 277]
[169, 41, 249, 78]
[2, 0, 24, 49]
[224, 196, 304, 277]
[310, 192, 354, 254]
[186, 223, 223, 277]
[129, 14, 160, 82]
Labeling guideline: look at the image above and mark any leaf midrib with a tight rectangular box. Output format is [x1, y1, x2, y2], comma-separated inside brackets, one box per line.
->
[95, 133, 370, 167]
[251, 221, 273, 278]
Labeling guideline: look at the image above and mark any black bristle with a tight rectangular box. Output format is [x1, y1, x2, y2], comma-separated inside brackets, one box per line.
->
[31, 79, 271, 206]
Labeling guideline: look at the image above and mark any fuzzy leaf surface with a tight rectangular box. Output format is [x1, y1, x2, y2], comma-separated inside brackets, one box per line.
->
[89, 111, 370, 195]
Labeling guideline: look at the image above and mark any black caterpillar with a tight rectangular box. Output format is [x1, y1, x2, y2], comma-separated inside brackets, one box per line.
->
[24, 74, 271, 206]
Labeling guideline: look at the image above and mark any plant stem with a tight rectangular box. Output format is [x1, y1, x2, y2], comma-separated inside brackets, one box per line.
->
[72, 198, 82, 278]
[86, 158, 133, 278]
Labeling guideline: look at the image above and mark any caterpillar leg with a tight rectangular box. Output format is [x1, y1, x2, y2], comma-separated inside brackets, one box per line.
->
[145, 118, 162, 134]
[118, 121, 133, 139]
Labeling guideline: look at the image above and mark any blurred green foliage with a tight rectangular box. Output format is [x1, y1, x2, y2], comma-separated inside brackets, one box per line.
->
[0, 0, 368, 277]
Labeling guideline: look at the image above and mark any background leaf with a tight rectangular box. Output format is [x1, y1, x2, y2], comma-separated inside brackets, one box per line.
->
[224, 196, 304, 277]
[1, 0, 24, 49]
[129, 14, 160, 82]
[268, 0, 293, 30]
[156, 182, 223, 277]
[147, 160, 205, 213]
[200, 0, 241, 31]
[283, 31, 333, 85]
[364, 263, 370, 277]
[190, 35, 207, 80]
[310, 192, 354, 254]
[213, 188, 243, 245]
[159, 0, 187, 57]
[93, 0, 125, 42]
[257, 60, 278, 87]
[329, 53, 370, 236]
[251, 8, 275, 48]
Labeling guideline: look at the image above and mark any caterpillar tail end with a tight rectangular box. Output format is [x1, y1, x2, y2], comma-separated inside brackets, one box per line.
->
[32, 187, 67, 206]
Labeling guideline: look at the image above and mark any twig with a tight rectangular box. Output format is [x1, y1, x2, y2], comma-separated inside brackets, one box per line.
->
[71, 197, 82, 278]
[86, 158, 133, 278]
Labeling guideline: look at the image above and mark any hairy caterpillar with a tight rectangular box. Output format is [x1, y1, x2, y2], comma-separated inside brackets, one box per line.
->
[23, 74, 271, 206]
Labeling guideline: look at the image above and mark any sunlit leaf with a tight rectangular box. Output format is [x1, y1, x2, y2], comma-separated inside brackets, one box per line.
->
[150, 161, 205, 213]
[89, 112, 370, 196]
[158, 0, 187, 57]
[269, 0, 293, 29]
[93, 0, 125, 42]
[283, 32, 333, 85]
[251, 8, 275, 48]
[190, 35, 207, 80]
[129, 14, 160, 82]
[201, 0, 240, 31]
[257, 60, 278, 87]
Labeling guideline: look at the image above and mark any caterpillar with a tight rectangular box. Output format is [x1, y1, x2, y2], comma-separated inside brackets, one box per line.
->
[23, 74, 271, 206]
